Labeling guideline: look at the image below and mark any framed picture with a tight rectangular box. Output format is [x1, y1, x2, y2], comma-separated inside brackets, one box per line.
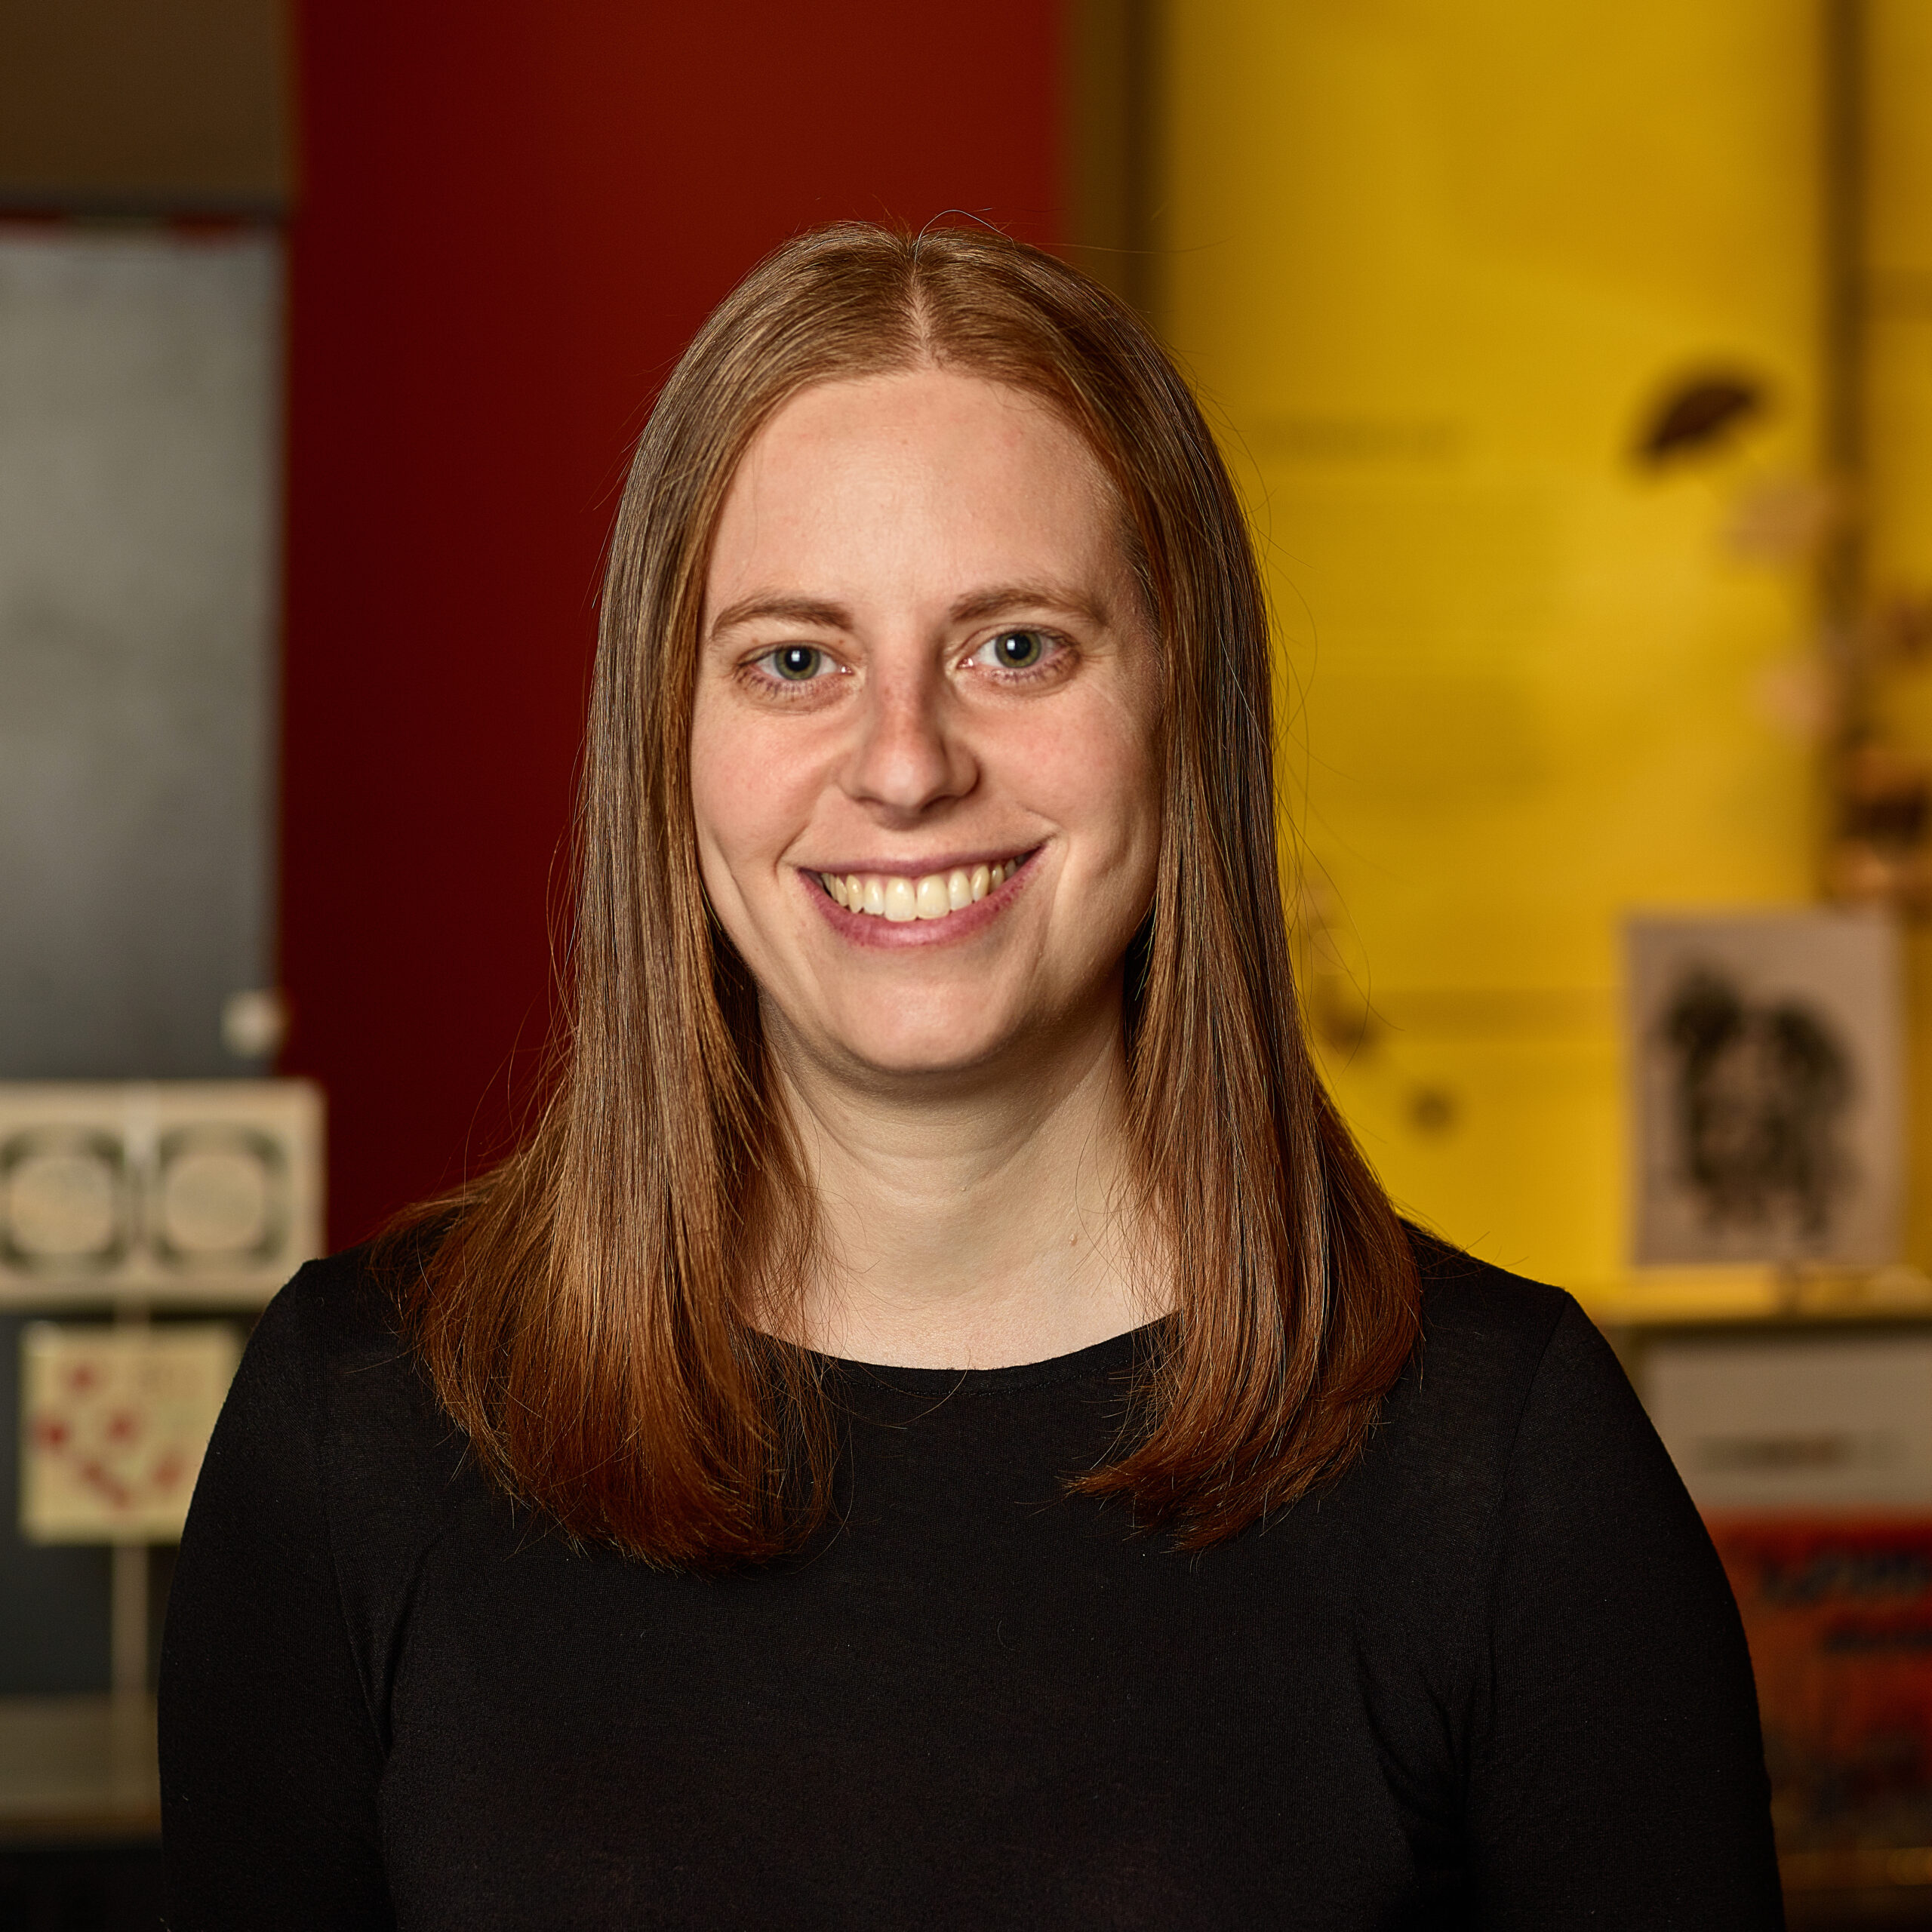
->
[1627, 912, 1902, 1267]
[0, 1080, 323, 1306]
[20, 1320, 242, 1543]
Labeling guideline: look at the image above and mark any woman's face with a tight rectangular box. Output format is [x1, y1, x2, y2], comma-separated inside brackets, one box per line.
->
[691, 367, 1162, 1081]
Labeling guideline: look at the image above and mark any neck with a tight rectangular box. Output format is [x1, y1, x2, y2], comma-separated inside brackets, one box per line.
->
[764, 989, 1158, 1368]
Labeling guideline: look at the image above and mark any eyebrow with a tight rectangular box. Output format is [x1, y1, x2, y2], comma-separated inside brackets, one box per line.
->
[706, 582, 1108, 640]
[706, 593, 852, 637]
[949, 582, 1109, 628]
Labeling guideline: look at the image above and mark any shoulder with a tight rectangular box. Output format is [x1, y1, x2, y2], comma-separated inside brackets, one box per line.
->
[1408, 1225, 1574, 1364]
[222, 1236, 467, 1517]
[1327, 1231, 1722, 1665]
[166, 1241, 462, 1886]
[1354, 1226, 1655, 1533]
[235, 1241, 433, 1442]
[1402, 1223, 1626, 1429]
[191, 1239, 487, 1697]
[247, 1240, 414, 1380]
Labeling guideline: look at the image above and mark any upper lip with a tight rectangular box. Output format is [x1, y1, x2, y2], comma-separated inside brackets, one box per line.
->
[798, 848, 1036, 878]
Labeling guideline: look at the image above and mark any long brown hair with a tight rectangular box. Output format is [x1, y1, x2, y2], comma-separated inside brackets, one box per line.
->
[395, 221, 1420, 1567]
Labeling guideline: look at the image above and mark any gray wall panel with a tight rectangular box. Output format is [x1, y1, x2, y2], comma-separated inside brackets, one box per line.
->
[0, 227, 280, 1076]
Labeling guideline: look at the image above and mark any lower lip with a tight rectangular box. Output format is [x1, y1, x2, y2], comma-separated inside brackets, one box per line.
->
[803, 857, 1035, 949]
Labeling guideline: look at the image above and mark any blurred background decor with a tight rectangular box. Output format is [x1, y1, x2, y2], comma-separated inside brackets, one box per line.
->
[1, 0, 304, 1917]
[1629, 912, 1901, 1269]
[0, 1078, 316, 1907]
[0, 1083, 321, 1300]
[0, 225, 281, 1084]
[1644, 1327, 1932, 1909]
[20, 1321, 242, 1545]
[8, 0, 1932, 1923]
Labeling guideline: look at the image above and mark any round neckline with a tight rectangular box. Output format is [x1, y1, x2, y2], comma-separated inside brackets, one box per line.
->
[814, 1316, 1170, 1395]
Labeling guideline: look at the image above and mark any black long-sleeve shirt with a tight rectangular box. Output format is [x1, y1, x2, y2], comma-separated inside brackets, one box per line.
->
[159, 1235, 1783, 1928]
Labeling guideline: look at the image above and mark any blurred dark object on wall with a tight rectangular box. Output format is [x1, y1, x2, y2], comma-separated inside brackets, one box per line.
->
[1636, 370, 1772, 466]
[1830, 740, 1932, 912]
[0, 0, 291, 213]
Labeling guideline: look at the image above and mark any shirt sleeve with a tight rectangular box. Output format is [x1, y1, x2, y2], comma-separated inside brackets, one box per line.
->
[159, 1275, 395, 1930]
[1466, 1299, 1786, 1930]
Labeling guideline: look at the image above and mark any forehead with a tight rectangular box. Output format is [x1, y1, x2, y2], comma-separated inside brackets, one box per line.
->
[706, 368, 1122, 599]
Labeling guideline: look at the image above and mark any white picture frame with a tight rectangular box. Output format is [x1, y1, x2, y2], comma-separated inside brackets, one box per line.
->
[1627, 912, 1902, 1267]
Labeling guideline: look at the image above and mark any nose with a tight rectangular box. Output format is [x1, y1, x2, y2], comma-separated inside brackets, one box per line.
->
[841, 656, 977, 823]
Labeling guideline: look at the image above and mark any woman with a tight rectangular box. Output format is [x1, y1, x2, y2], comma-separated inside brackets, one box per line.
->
[162, 223, 1782, 1928]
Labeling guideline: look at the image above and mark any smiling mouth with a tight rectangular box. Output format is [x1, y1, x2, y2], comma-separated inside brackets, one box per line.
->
[814, 855, 1029, 924]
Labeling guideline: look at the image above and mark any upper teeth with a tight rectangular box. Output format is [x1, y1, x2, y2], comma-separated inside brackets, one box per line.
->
[819, 860, 1020, 921]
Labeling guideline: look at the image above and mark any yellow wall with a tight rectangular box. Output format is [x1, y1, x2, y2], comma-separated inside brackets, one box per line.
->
[1160, 2, 1825, 1294]
[1867, 0, 1932, 1266]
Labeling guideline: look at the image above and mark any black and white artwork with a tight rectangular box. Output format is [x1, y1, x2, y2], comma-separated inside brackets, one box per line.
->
[1628, 912, 1902, 1266]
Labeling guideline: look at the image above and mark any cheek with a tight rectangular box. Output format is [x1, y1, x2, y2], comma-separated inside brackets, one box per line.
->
[686, 705, 741, 871]
[688, 711, 799, 927]
[688, 700, 801, 891]
[1011, 700, 1161, 872]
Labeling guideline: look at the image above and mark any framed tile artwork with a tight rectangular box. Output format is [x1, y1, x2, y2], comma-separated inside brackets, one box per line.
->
[0, 1081, 322, 1306]
[20, 1320, 242, 1543]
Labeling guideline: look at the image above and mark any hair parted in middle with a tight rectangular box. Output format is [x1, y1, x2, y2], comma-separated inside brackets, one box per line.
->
[397, 220, 1421, 1569]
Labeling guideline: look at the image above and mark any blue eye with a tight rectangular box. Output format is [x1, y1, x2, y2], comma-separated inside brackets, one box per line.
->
[769, 645, 824, 681]
[986, 630, 1046, 669]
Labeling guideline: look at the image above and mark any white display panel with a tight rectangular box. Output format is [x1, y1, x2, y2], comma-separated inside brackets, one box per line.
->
[1646, 1329, 1932, 1515]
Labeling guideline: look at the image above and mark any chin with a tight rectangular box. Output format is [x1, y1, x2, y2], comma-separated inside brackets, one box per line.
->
[832, 1028, 1010, 1081]
[814, 1001, 1018, 1081]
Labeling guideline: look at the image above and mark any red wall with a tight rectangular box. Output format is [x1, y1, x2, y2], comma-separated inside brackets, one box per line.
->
[281, 4, 1064, 1247]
